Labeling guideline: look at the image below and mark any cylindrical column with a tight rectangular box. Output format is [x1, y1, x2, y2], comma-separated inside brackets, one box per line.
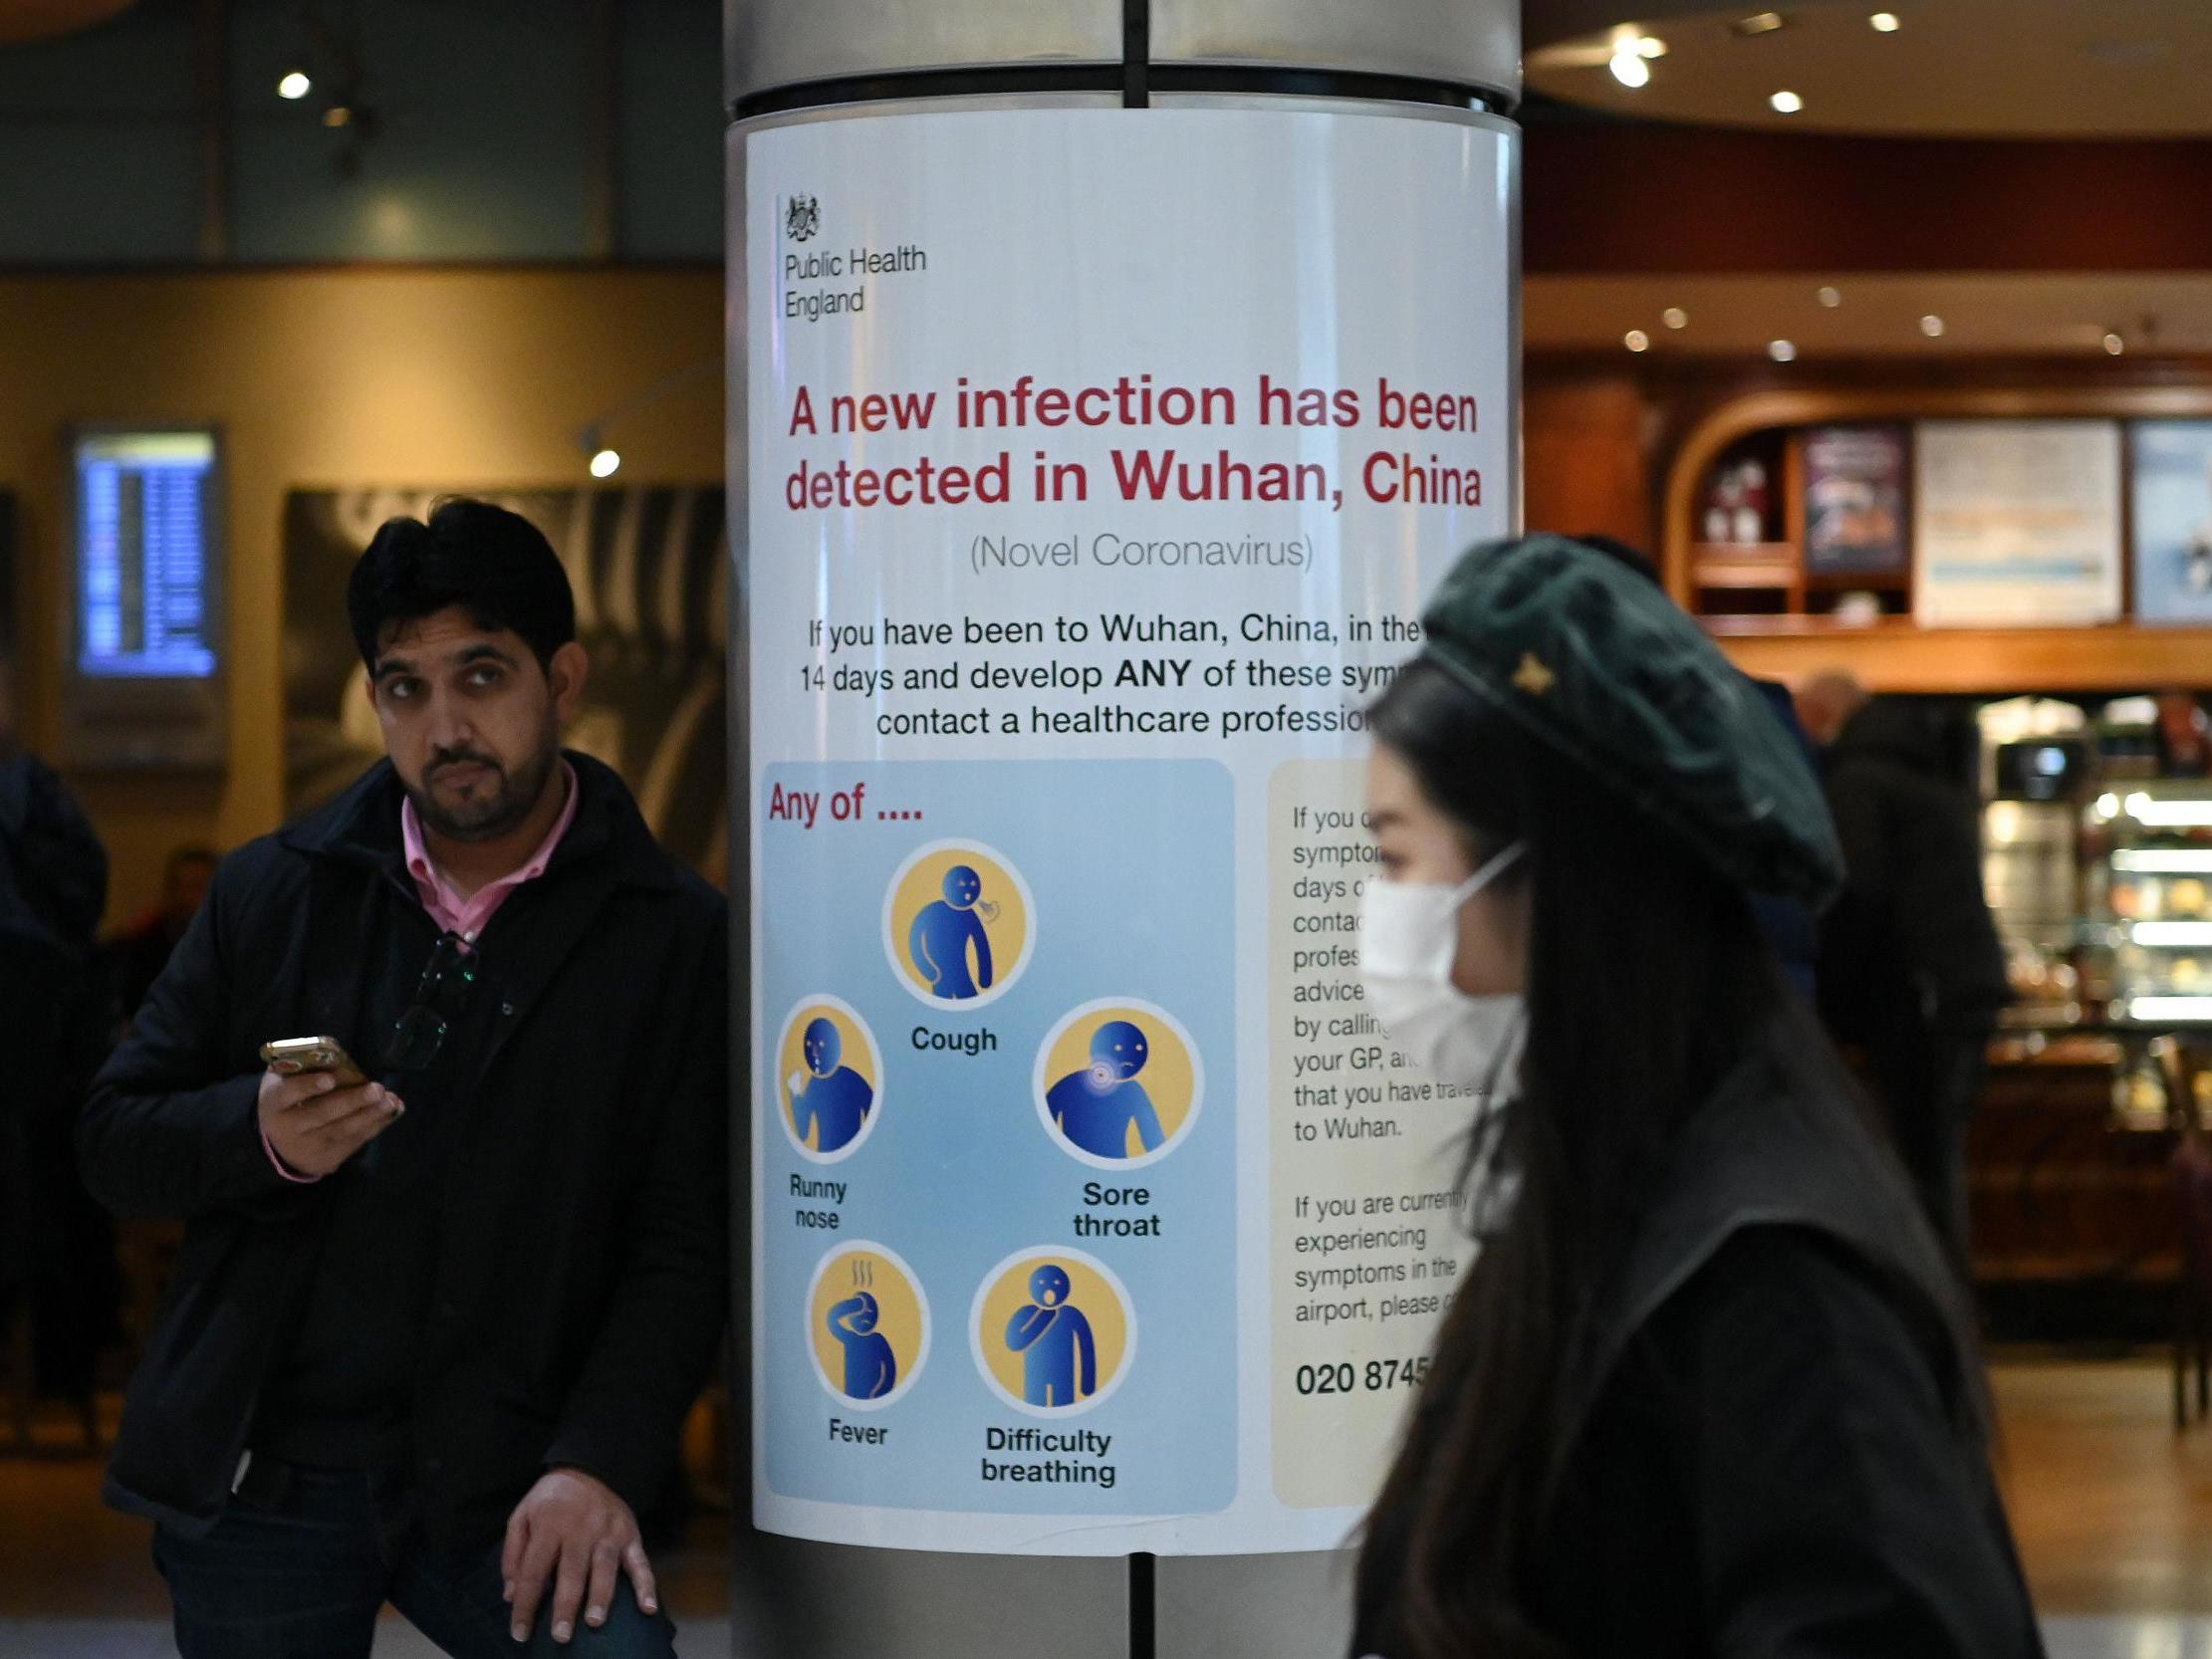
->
[727, 8, 1519, 1656]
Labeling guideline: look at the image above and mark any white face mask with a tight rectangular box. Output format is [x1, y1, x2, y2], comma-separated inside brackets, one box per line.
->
[1358, 841, 1528, 1092]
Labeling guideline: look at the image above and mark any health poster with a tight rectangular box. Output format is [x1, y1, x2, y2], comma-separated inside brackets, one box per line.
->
[738, 105, 1517, 1555]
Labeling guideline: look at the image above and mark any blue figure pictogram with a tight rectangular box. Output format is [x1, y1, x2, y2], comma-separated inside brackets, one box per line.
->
[827, 1292, 897, 1400]
[1004, 1263, 1097, 1409]
[908, 864, 995, 1000]
[1047, 1020, 1167, 1159]
[789, 1017, 874, 1153]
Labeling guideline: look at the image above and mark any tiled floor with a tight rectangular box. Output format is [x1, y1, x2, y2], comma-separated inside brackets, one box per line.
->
[2, 1360, 2208, 1656]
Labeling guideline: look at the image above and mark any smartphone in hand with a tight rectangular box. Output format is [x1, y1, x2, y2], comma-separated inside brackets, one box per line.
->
[260, 1036, 369, 1089]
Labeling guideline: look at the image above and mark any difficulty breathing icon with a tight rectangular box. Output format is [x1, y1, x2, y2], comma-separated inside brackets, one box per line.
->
[1004, 1263, 1098, 1409]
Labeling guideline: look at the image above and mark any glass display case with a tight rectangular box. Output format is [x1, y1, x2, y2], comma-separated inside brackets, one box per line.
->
[2087, 781, 2212, 1027]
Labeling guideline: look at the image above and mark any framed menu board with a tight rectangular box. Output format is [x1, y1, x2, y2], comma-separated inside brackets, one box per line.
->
[2130, 421, 2212, 625]
[1803, 424, 1909, 578]
[1913, 419, 2122, 627]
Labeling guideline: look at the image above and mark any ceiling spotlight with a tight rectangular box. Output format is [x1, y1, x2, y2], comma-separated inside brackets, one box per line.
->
[1920, 314, 1945, 338]
[1624, 330, 1651, 353]
[1735, 12, 1788, 35]
[1818, 286, 1843, 308]
[589, 448, 622, 479]
[1662, 307, 1689, 331]
[1609, 49, 1652, 88]
[1869, 11, 1901, 30]
[1771, 90, 1805, 114]
[1769, 340, 1799, 362]
[1636, 36, 1669, 58]
[2104, 332, 2127, 356]
[278, 71, 312, 100]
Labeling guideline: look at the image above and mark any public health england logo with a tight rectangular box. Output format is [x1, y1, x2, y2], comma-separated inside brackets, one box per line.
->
[785, 194, 822, 242]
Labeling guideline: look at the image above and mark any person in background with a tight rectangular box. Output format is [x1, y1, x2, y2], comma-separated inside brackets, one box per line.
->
[79, 499, 728, 1659]
[1797, 669, 2010, 1270]
[1579, 534, 1821, 999]
[1352, 537, 2041, 1659]
[0, 644, 117, 1446]
[109, 844, 220, 1025]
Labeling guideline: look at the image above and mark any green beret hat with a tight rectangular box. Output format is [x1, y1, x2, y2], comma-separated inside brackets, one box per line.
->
[1416, 534, 1844, 907]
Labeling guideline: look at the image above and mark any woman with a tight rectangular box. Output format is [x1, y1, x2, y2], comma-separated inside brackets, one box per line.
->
[1352, 536, 2042, 1659]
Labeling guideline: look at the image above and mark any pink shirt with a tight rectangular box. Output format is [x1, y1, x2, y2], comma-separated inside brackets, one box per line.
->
[264, 764, 581, 1183]
[400, 761, 582, 944]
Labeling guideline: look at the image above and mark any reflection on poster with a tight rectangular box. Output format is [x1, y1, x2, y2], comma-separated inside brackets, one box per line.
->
[1913, 419, 2122, 626]
[740, 107, 1516, 1556]
[1803, 425, 1908, 578]
[2131, 422, 2212, 624]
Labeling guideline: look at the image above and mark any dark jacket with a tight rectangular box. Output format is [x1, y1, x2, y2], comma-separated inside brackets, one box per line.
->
[79, 752, 728, 1549]
[1819, 700, 2010, 1037]
[1354, 1013, 2044, 1658]
[1747, 678, 1823, 1000]
[0, 749, 108, 963]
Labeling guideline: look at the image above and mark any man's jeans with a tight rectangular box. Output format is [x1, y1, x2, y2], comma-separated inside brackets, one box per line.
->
[152, 1466, 679, 1659]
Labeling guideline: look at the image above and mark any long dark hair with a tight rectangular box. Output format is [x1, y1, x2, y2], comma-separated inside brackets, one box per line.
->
[1352, 655, 1819, 1659]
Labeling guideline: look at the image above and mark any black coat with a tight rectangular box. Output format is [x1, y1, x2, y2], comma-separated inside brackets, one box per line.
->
[1819, 702, 2010, 1038]
[79, 753, 728, 1550]
[1355, 1017, 2045, 1658]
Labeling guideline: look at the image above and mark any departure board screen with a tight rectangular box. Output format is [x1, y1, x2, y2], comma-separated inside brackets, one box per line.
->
[75, 429, 220, 678]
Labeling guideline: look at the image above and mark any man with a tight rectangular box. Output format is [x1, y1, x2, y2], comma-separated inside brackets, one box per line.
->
[1798, 670, 2009, 1268]
[1577, 535, 1823, 998]
[108, 843, 219, 1023]
[79, 499, 728, 1658]
[0, 646, 113, 1445]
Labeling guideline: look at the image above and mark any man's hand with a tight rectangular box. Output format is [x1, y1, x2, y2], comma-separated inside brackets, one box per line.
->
[503, 1468, 658, 1645]
[257, 1067, 404, 1179]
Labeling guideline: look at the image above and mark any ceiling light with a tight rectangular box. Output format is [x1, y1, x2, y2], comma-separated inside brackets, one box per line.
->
[1770, 90, 1805, 114]
[1869, 11, 1900, 30]
[1735, 12, 1788, 35]
[2104, 332, 2127, 356]
[1609, 50, 1652, 88]
[1769, 340, 1798, 362]
[278, 71, 312, 100]
[323, 106, 353, 128]
[1624, 330, 1651, 354]
[589, 448, 622, 479]
[1662, 307, 1689, 331]
[1920, 315, 1945, 338]
[1636, 36, 1669, 59]
[1818, 286, 1843, 308]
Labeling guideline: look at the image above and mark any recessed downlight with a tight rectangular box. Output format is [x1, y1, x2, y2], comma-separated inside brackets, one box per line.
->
[1771, 90, 1805, 114]
[1769, 340, 1799, 362]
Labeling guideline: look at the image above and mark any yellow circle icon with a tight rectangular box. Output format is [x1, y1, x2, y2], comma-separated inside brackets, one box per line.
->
[777, 998, 882, 1161]
[883, 841, 1035, 1009]
[1036, 1000, 1203, 1167]
[972, 1249, 1135, 1416]
[808, 1244, 930, 1409]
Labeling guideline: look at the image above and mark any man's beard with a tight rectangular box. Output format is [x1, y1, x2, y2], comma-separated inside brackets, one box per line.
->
[405, 734, 559, 843]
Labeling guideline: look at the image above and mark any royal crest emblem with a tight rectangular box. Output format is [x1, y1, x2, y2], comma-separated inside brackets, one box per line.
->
[785, 195, 821, 242]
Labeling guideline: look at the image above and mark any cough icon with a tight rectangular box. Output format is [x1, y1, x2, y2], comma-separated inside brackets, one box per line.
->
[884, 841, 1035, 1010]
